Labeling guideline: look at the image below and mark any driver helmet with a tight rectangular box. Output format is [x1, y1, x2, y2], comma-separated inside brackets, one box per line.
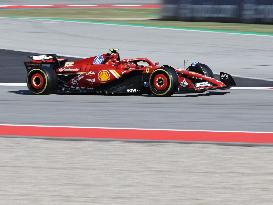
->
[109, 48, 120, 62]
[191, 62, 200, 66]
[109, 48, 119, 54]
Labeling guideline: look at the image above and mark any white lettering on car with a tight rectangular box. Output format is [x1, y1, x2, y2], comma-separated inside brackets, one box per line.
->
[195, 82, 211, 87]
[59, 67, 79, 72]
[64, 62, 74, 67]
[87, 78, 96, 83]
[221, 73, 229, 79]
[127, 88, 138, 93]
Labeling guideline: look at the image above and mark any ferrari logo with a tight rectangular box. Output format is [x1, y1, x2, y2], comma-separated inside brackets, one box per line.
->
[145, 68, 150, 73]
[98, 70, 110, 82]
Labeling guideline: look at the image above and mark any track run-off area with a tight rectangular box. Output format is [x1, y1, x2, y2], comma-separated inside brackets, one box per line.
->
[0, 15, 273, 204]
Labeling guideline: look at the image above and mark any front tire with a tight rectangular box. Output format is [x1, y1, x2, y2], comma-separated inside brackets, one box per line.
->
[149, 67, 179, 97]
[187, 63, 214, 78]
[27, 66, 57, 95]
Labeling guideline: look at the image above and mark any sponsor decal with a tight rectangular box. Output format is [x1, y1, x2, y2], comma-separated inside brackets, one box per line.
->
[93, 55, 104, 64]
[109, 70, 121, 79]
[98, 70, 110, 82]
[71, 75, 84, 85]
[71, 79, 78, 85]
[63, 68, 79, 72]
[220, 73, 229, 80]
[127, 88, 138, 93]
[195, 82, 211, 88]
[59, 67, 79, 72]
[87, 71, 95, 75]
[64, 62, 74, 67]
[87, 78, 96, 83]
[180, 79, 189, 87]
[32, 55, 53, 61]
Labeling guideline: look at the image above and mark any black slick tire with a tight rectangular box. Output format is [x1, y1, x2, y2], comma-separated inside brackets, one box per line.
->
[187, 63, 214, 78]
[149, 66, 179, 97]
[27, 66, 57, 95]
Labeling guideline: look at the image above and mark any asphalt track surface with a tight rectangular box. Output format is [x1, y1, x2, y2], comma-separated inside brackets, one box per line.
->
[0, 84, 273, 132]
[0, 49, 77, 83]
[0, 17, 273, 204]
[0, 49, 272, 132]
[2, 48, 273, 86]
[0, 18, 273, 80]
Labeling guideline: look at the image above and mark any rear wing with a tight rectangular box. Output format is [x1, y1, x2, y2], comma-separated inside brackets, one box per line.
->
[24, 54, 67, 72]
[28, 54, 60, 61]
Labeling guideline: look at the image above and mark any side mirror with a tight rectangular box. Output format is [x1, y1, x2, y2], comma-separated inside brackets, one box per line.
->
[155, 62, 159, 66]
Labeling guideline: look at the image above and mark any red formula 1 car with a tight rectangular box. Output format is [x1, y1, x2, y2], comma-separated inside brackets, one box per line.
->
[24, 50, 236, 96]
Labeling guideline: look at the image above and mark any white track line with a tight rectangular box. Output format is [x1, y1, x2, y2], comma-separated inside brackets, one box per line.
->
[0, 83, 26, 86]
[1, 123, 273, 134]
[230, 87, 273, 90]
[24, 5, 53, 7]
[0, 5, 12, 7]
[67, 5, 97, 7]
[114, 5, 141, 7]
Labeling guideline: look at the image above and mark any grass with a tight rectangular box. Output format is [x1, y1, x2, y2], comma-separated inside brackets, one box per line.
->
[120, 20, 273, 34]
[0, 8, 157, 19]
[1, 8, 273, 34]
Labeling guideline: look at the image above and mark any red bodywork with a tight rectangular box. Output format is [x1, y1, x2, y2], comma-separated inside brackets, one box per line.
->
[25, 53, 229, 94]
[57, 57, 159, 88]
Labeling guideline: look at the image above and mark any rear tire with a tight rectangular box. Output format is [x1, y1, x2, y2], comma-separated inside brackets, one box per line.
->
[27, 66, 57, 95]
[149, 66, 179, 97]
[187, 63, 214, 78]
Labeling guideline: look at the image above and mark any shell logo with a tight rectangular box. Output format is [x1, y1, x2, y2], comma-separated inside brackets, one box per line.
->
[98, 70, 110, 82]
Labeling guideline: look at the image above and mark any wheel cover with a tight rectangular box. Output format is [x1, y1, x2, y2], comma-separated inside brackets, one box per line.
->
[153, 74, 169, 91]
[31, 73, 45, 89]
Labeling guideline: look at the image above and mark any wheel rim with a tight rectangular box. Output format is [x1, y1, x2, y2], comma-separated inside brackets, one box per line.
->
[153, 74, 169, 91]
[31, 73, 45, 89]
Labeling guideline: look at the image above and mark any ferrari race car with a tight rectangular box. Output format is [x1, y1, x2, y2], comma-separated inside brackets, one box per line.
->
[24, 50, 236, 96]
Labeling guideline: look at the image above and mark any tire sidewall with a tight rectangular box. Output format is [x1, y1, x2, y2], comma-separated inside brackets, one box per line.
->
[149, 67, 178, 96]
[201, 64, 214, 78]
[27, 66, 57, 94]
